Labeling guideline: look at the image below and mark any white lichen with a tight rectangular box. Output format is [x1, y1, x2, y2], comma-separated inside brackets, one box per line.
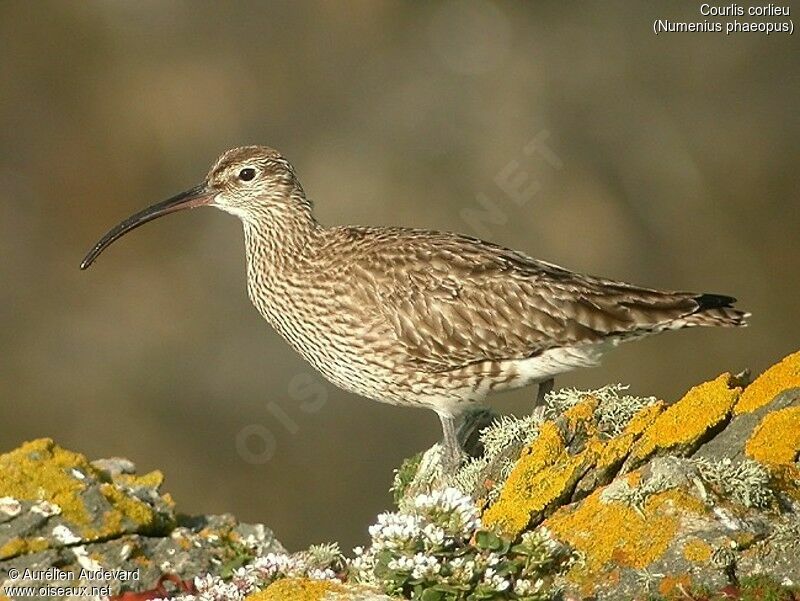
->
[600, 473, 677, 512]
[30, 500, 61, 517]
[693, 457, 774, 508]
[546, 384, 659, 436]
[52, 524, 81, 545]
[0, 496, 22, 517]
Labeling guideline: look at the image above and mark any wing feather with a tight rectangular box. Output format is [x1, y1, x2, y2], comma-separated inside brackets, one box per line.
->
[334, 227, 707, 373]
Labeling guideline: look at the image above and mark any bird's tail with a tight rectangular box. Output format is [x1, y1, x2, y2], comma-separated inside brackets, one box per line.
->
[671, 293, 750, 329]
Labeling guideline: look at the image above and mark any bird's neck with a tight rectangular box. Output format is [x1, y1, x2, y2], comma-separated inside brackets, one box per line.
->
[240, 195, 322, 293]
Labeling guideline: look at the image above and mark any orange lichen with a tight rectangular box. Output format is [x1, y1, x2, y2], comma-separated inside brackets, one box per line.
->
[746, 406, 800, 465]
[0, 536, 49, 560]
[483, 450, 587, 535]
[482, 418, 583, 534]
[594, 402, 665, 469]
[735, 350, 800, 415]
[745, 406, 800, 497]
[658, 574, 693, 597]
[245, 579, 346, 601]
[626, 401, 666, 434]
[485, 398, 670, 534]
[545, 483, 701, 575]
[632, 374, 741, 461]
[682, 538, 713, 563]
[525, 421, 566, 468]
[563, 397, 598, 430]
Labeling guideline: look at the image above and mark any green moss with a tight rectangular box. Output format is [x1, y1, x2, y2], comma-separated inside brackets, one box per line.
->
[646, 574, 799, 600]
[391, 452, 423, 504]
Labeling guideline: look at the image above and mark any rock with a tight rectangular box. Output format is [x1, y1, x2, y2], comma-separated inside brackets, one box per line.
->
[467, 350, 800, 599]
[244, 579, 393, 600]
[2, 350, 799, 601]
[0, 441, 283, 599]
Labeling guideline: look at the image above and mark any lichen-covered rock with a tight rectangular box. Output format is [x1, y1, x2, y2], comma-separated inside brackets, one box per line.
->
[372, 354, 799, 599]
[0, 441, 283, 599]
[3, 351, 799, 601]
[0, 438, 175, 561]
[245, 578, 392, 601]
[432, 350, 799, 599]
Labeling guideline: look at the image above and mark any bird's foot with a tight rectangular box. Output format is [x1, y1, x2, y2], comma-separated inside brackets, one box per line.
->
[437, 413, 467, 472]
[439, 440, 467, 473]
[534, 377, 555, 409]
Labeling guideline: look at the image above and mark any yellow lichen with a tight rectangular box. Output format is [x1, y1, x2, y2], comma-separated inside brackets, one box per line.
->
[483, 451, 587, 535]
[524, 421, 566, 468]
[245, 578, 346, 601]
[482, 417, 584, 535]
[99, 483, 161, 533]
[0, 438, 93, 526]
[563, 397, 598, 430]
[0, 439, 166, 552]
[632, 374, 741, 461]
[0, 536, 49, 560]
[745, 406, 800, 496]
[625, 401, 666, 434]
[746, 406, 800, 465]
[594, 402, 665, 469]
[735, 350, 800, 415]
[682, 538, 713, 563]
[484, 398, 668, 535]
[116, 470, 164, 489]
[658, 574, 693, 597]
[546, 486, 697, 577]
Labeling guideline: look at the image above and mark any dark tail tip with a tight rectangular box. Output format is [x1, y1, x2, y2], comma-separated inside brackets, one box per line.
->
[690, 293, 749, 328]
[695, 293, 737, 310]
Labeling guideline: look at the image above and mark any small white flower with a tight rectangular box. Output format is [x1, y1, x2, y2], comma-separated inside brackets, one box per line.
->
[388, 555, 415, 572]
[482, 568, 510, 592]
[410, 553, 441, 580]
[422, 523, 446, 547]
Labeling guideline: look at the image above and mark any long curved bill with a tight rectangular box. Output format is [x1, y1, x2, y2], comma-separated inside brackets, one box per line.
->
[80, 184, 214, 269]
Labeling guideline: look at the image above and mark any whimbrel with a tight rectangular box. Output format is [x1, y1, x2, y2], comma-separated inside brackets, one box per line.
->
[81, 146, 749, 469]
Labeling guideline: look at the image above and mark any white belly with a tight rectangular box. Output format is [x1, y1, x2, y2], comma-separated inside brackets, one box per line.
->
[509, 342, 614, 386]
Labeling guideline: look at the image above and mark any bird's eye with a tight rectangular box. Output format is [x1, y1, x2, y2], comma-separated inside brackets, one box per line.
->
[238, 168, 256, 182]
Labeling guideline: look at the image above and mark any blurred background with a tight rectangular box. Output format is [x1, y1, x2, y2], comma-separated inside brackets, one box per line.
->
[1, 1, 797, 552]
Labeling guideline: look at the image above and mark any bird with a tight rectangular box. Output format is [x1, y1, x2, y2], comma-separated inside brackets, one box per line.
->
[81, 145, 749, 470]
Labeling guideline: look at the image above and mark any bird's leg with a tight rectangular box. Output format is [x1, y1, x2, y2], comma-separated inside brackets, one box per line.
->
[438, 413, 466, 472]
[535, 377, 554, 408]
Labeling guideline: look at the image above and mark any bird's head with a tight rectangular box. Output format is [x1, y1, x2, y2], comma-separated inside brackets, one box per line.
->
[206, 145, 307, 218]
[80, 145, 309, 269]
